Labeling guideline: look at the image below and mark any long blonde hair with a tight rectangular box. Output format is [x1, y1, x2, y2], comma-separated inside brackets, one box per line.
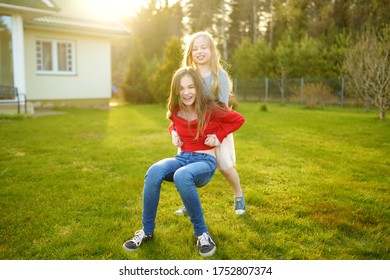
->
[181, 31, 233, 100]
[167, 67, 224, 139]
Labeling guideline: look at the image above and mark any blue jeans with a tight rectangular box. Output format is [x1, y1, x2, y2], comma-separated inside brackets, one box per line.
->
[142, 152, 217, 236]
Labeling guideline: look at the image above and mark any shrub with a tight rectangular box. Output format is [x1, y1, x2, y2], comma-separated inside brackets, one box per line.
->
[295, 83, 334, 108]
[259, 103, 268, 111]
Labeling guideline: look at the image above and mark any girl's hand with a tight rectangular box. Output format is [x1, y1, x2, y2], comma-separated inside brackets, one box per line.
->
[171, 130, 183, 147]
[204, 134, 221, 147]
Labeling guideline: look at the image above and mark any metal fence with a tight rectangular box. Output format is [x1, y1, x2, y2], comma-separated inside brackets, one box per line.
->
[233, 77, 362, 107]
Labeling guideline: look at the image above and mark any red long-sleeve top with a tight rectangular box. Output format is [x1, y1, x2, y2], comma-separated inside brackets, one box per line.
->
[168, 105, 245, 152]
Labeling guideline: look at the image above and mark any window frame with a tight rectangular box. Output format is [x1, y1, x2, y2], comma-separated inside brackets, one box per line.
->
[35, 38, 76, 75]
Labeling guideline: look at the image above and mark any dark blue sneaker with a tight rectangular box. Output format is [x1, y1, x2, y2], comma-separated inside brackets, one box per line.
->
[123, 230, 152, 251]
[197, 232, 216, 257]
[234, 193, 246, 215]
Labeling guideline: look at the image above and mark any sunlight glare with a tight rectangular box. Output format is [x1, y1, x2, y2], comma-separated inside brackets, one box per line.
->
[88, 0, 145, 19]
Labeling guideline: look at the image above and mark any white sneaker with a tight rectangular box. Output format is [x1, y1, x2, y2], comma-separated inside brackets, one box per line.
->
[174, 205, 188, 216]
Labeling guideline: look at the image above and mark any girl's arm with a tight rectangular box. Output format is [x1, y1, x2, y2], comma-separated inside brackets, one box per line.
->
[168, 123, 175, 133]
[213, 107, 245, 143]
[168, 123, 183, 147]
[219, 71, 230, 106]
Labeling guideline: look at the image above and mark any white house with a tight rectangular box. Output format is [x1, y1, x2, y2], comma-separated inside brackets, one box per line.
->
[0, 0, 129, 114]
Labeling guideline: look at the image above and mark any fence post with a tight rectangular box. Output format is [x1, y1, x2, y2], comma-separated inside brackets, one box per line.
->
[265, 77, 268, 103]
[280, 68, 286, 104]
[340, 77, 344, 107]
[300, 77, 304, 105]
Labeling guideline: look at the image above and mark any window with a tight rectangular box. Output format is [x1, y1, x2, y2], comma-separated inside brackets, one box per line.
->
[36, 39, 75, 74]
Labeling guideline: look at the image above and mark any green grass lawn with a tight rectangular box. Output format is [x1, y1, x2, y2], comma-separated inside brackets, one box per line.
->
[0, 103, 389, 260]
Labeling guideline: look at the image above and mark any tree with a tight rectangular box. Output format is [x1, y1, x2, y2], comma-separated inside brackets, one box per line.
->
[185, 0, 220, 33]
[129, 0, 183, 59]
[274, 34, 322, 78]
[111, 37, 132, 86]
[231, 37, 273, 78]
[231, 37, 258, 78]
[344, 26, 390, 120]
[320, 29, 352, 77]
[346, 0, 390, 32]
[229, 0, 259, 47]
[122, 37, 153, 103]
[150, 36, 183, 103]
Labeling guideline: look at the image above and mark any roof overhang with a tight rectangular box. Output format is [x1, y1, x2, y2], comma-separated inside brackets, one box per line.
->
[24, 16, 130, 37]
[1, 0, 129, 38]
[0, 2, 60, 19]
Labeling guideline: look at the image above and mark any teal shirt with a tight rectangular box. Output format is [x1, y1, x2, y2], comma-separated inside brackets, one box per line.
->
[202, 71, 230, 105]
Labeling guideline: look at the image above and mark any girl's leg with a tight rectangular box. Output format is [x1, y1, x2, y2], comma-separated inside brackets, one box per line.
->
[217, 152, 246, 215]
[215, 134, 243, 198]
[173, 153, 216, 236]
[219, 166, 246, 215]
[218, 166, 242, 197]
[142, 158, 182, 235]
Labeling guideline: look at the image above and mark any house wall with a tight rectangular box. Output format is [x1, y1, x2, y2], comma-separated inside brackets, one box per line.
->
[24, 29, 111, 108]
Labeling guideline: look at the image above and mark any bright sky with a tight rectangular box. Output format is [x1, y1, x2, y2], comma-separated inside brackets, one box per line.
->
[90, 0, 145, 19]
[90, 0, 179, 19]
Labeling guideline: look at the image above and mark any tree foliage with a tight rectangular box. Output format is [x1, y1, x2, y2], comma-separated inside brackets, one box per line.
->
[150, 36, 183, 103]
[185, 0, 220, 33]
[129, 0, 183, 59]
[122, 37, 153, 103]
[231, 37, 273, 78]
[114, 0, 390, 105]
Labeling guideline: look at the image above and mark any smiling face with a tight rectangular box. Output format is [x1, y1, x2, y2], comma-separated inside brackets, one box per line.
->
[179, 74, 197, 107]
[191, 35, 211, 65]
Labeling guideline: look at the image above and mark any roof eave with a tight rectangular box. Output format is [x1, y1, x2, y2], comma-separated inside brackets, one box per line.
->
[0, 3, 60, 19]
[25, 22, 130, 38]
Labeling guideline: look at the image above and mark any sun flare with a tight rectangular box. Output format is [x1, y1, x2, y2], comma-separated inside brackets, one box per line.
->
[88, 0, 145, 19]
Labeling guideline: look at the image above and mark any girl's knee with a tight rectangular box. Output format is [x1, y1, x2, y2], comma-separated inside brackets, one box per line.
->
[145, 164, 166, 184]
[218, 166, 234, 175]
[173, 169, 193, 190]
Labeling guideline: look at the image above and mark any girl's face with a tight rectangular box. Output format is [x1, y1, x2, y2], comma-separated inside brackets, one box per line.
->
[191, 35, 211, 65]
[179, 74, 196, 107]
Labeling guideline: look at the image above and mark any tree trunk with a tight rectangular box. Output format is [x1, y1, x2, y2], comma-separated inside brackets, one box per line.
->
[379, 109, 386, 120]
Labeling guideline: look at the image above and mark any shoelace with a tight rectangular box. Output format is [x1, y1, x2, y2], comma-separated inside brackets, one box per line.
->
[235, 197, 245, 209]
[131, 230, 145, 246]
[197, 233, 212, 247]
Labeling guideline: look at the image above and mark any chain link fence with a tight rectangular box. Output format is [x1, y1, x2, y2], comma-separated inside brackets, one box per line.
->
[233, 77, 362, 107]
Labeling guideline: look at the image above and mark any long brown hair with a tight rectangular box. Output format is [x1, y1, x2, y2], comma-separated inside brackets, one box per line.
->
[181, 31, 233, 100]
[167, 67, 224, 139]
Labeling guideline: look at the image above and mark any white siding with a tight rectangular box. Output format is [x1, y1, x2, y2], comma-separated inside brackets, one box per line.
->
[24, 29, 111, 101]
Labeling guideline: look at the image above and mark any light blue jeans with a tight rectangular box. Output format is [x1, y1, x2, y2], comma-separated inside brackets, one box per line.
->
[142, 152, 217, 236]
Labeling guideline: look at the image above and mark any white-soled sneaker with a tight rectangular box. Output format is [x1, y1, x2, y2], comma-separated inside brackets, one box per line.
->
[174, 205, 188, 216]
[123, 229, 152, 252]
[197, 232, 216, 257]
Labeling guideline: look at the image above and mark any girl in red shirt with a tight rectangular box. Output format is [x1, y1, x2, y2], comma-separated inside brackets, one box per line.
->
[123, 67, 244, 257]
[173, 31, 246, 216]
